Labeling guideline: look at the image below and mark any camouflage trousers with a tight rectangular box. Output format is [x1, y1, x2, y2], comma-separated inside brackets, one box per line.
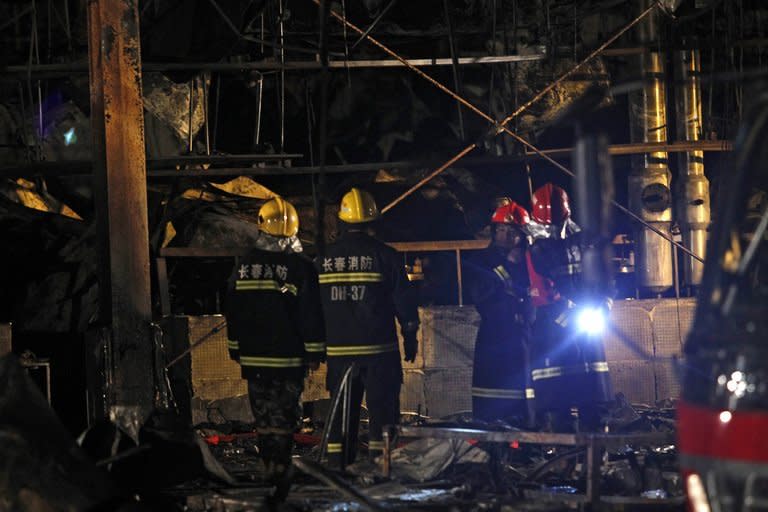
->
[247, 376, 303, 433]
[247, 375, 303, 500]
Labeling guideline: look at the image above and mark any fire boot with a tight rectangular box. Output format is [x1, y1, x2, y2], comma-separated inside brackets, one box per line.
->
[260, 433, 294, 510]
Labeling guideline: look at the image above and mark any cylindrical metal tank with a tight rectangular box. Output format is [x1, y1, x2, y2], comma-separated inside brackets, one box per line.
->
[629, 50, 674, 294]
[675, 49, 710, 286]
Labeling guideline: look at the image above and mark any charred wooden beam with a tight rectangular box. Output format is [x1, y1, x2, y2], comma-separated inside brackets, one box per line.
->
[88, 0, 153, 416]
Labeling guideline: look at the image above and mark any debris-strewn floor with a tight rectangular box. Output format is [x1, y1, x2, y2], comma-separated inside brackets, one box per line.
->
[0, 354, 684, 511]
[175, 400, 684, 512]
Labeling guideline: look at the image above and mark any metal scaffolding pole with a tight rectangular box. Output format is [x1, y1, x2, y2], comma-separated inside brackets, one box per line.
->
[0, 139, 731, 178]
[0, 54, 548, 77]
[318, 0, 699, 261]
[382, 36, 702, 264]
[87, 0, 153, 417]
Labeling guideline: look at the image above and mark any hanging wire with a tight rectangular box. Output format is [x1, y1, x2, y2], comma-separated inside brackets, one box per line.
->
[500, 0, 512, 153]
[340, 0, 352, 88]
[511, 0, 519, 137]
[573, 2, 578, 63]
[260, 11, 265, 53]
[47, 0, 52, 62]
[63, 0, 72, 53]
[212, 74, 221, 152]
[17, 81, 31, 163]
[488, 0, 497, 115]
[308, 81, 319, 246]
[305, 81, 315, 166]
[279, 0, 286, 152]
[203, 72, 211, 155]
[738, 0, 744, 121]
[443, 0, 464, 140]
[26, 0, 43, 159]
[707, 5, 715, 137]
[255, 74, 264, 146]
[188, 78, 195, 153]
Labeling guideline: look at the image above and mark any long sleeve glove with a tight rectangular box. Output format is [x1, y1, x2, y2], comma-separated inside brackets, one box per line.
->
[402, 330, 418, 363]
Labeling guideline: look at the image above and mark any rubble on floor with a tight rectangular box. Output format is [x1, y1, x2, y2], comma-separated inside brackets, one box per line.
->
[0, 358, 684, 511]
[180, 399, 684, 511]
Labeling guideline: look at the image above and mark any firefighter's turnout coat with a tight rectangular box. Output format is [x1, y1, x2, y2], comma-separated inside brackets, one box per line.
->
[528, 231, 612, 414]
[466, 246, 533, 423]
[224, 248, 326, 381]
[317, 230, 419, 461]
[317, 231, 419, 359]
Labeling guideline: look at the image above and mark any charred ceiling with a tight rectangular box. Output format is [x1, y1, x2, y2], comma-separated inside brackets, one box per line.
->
[0, 0, 767, 331]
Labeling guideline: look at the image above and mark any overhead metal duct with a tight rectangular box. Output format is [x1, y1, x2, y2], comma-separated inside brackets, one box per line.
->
[628, 0, 674, 295]
[629, 49, 674, 294]
[675, 49, 710, 287]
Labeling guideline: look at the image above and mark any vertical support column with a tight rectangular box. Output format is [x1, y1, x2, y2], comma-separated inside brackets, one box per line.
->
[88, 0, 153, 417]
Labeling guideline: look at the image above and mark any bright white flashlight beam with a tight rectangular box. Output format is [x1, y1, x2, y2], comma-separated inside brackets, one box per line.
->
[575, 307, 606, 336]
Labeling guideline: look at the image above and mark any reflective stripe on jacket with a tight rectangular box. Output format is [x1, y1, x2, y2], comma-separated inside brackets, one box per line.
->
[317, 231, 419, 357]
[224, 248, 326, 380]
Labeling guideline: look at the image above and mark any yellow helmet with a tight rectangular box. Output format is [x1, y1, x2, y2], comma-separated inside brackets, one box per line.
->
[338, 187, 379, 224]
[257, 197, 299, 237]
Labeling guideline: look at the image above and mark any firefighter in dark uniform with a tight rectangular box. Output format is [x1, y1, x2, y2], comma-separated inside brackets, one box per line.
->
[467, 200, 535, 426]
[317, 188, 419, 469]
[224, 197, 325, 507]
[527, 184, 612, 432]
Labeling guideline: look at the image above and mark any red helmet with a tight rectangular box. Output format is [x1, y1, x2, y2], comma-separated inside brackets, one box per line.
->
[491, 201, 530, 226]
[531, 184, 571, 225]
